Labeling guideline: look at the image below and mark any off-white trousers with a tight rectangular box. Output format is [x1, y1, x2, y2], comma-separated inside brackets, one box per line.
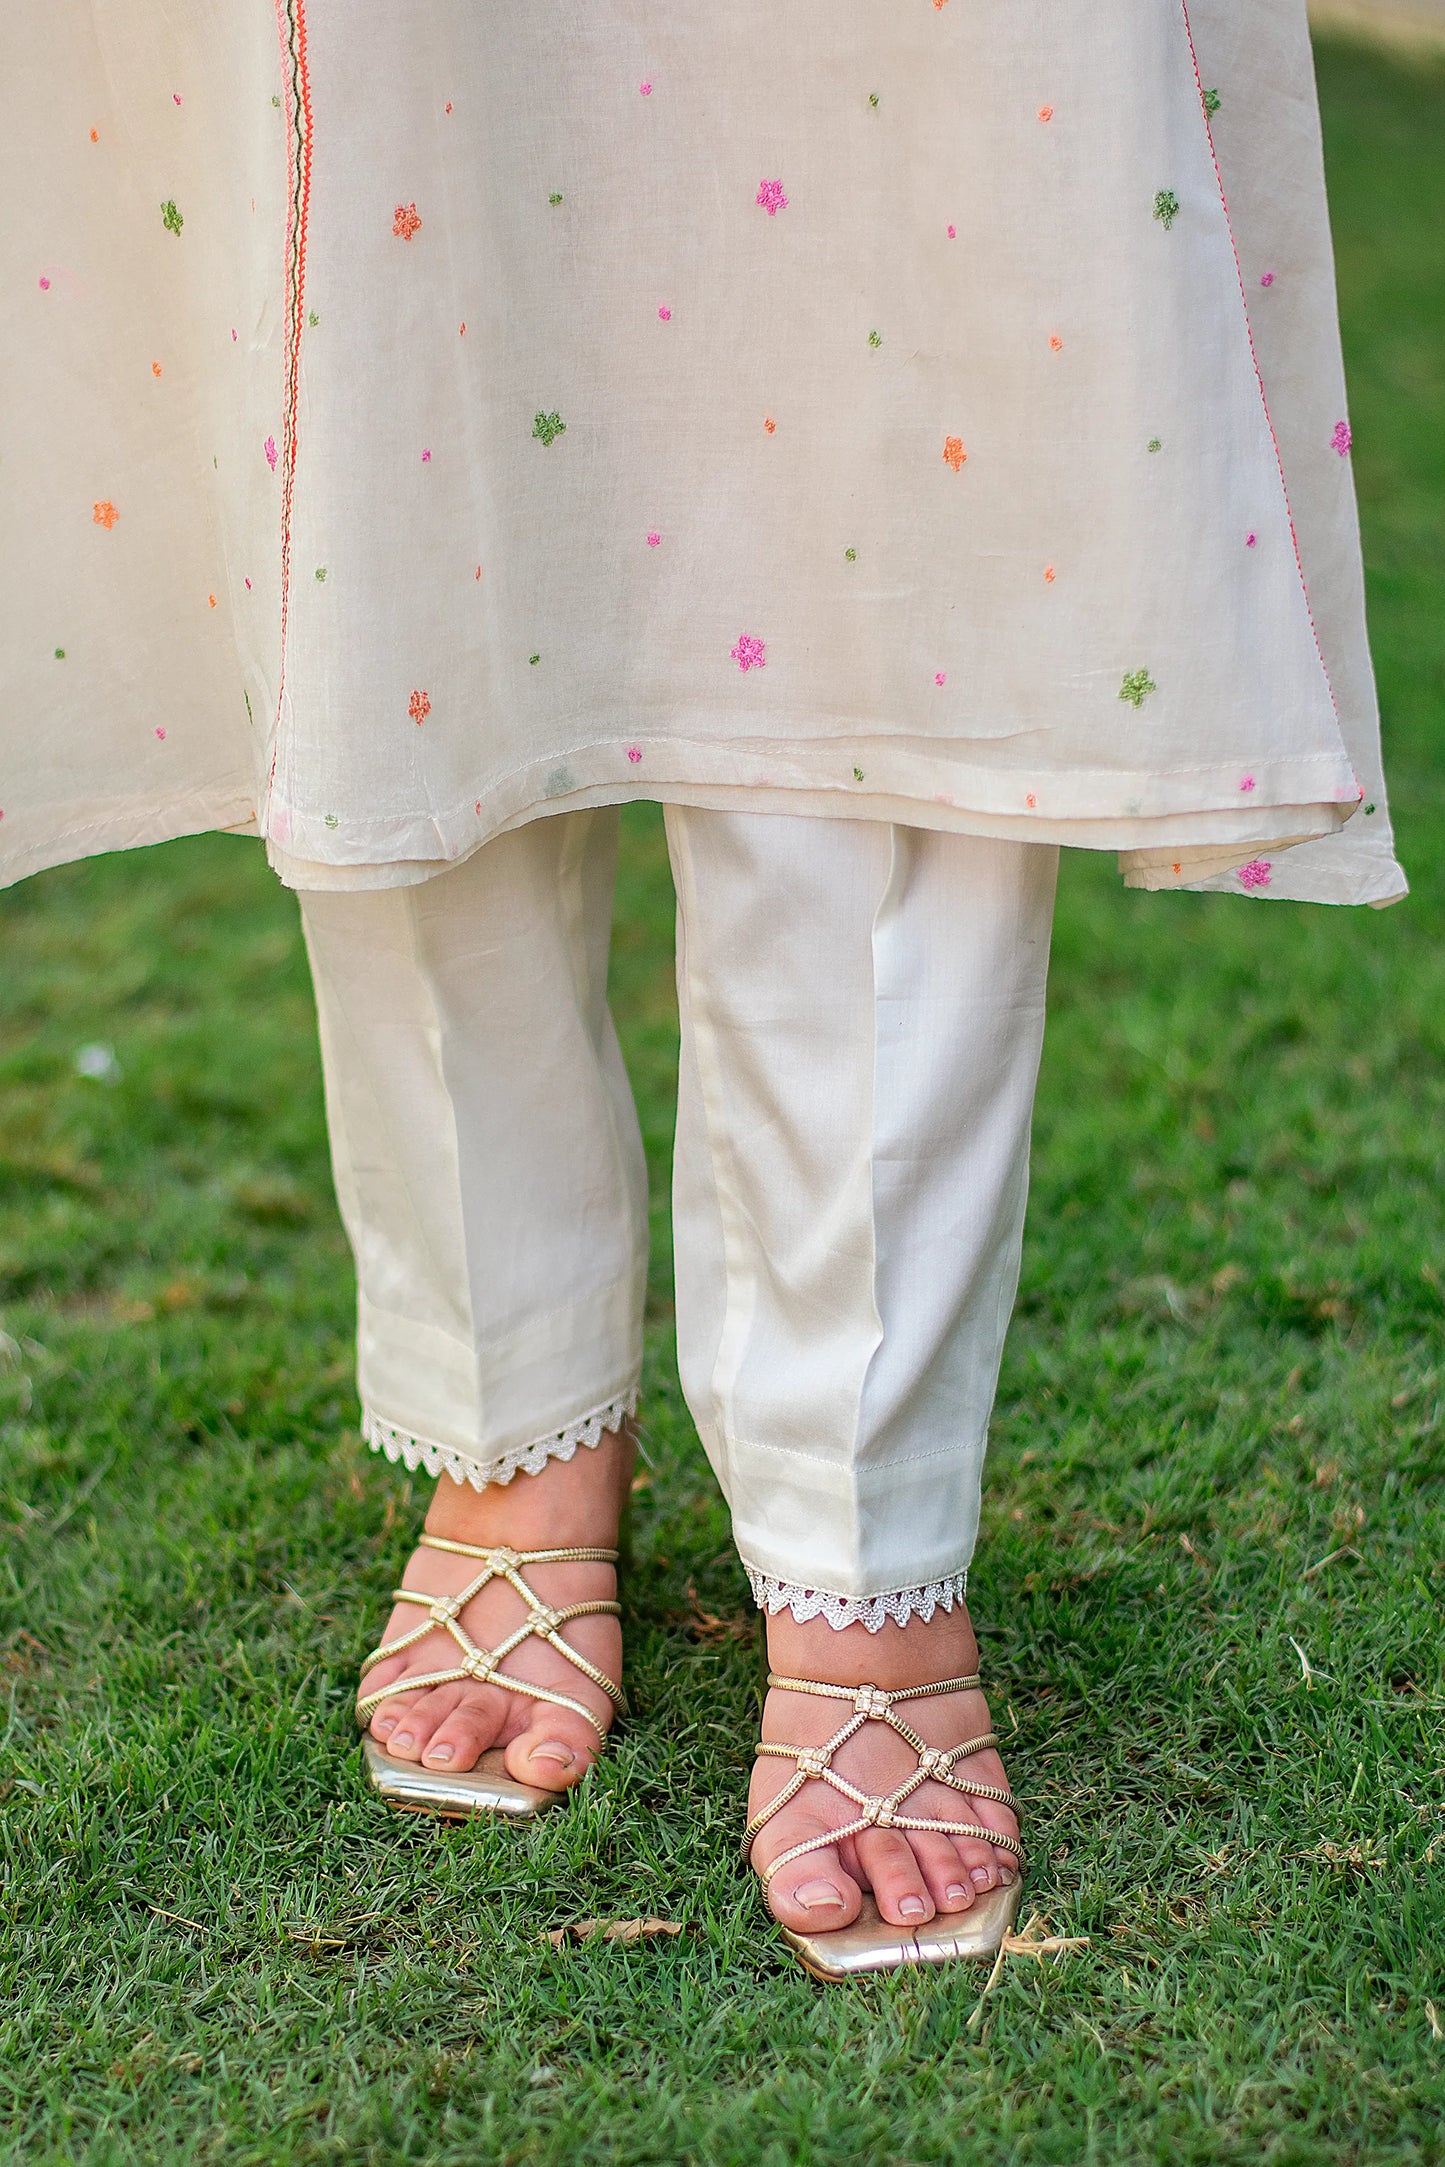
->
[299, 807, 1058, 1630]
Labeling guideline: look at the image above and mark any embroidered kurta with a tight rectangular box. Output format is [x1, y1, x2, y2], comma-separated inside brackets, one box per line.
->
[1, 1, 1406, 906]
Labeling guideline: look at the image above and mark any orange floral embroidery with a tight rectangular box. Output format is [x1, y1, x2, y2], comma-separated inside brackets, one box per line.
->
[393, 202, 422, 241]
[207, 593, 217, 608]
[942, 436, 967, 472]
[90, 127, 99, 142]
[1025, 792, 1037, 809]
[92, 500, 119, 528]
[1049, 335, 1063, 351]
[152, 361, 163, 376]
[408, 688, 431, 725]
[1172, 862, 1183, 875]
[1044, 565, 1057, 583]
[764, 416, 777, 433]
[1038, 105, 1054, 123]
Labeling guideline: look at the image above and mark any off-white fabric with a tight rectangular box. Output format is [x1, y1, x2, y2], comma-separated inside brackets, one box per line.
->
[2, 1, 1405, 909]
[299, 805, 1058, 1625]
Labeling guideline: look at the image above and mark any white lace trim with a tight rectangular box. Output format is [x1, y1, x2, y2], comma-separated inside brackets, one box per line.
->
[361, 1387, 638, 1493]
[744, 1566, 969, 1634]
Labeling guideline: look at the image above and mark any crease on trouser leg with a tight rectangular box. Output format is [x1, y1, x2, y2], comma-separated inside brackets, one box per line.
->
[298, 807, 649, 1490]
[666, 805, 1058, 1629]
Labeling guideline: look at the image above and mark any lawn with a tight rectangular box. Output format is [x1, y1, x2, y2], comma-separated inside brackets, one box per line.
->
[1, 35, 1442, 2167]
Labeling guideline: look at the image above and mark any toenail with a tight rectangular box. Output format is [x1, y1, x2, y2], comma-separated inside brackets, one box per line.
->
[970, 1867, 992, 1887]
[999, 1867, 1018, 1886]
[392, 1733, 414, 1751]
[530, 1741, 576, 1768]
[795, 1881, 846, 1913]
[899, 1896, 927, 1920]
[424, 1744, 454, 1765]
[945, 1883, 969, 1904]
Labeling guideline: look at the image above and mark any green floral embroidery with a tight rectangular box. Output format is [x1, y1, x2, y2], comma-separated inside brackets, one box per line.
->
[1119, 669, 1158, 709]
[853, 766, 865, 781]
[533, 411, 566, 446]
[1365, 802, 1377, 815]
[530, 653, 541, 665]
[161, 199, 184, 237]
[549, 192, 563, 205]
[323, 813, 339, 830]
[1153, 190, 1180, 231]
[845, 548, 857, 562]
[1203, 87, 1222, 117]
[868, 329, 882, 348]
[308, 311, 319, 326]
[243, 688, 254, 726]
[271, 94, 281, 109]
[1148, 438, 1163, 454]
[54, 647, 65, 660]
[869, 93, 880, 108]
[315, 567, 327, 581]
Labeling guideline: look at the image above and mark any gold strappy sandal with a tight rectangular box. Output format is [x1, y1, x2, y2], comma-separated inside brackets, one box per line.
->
[356, 1534, 627, 1820]
[744, 1669, 1025, 1980]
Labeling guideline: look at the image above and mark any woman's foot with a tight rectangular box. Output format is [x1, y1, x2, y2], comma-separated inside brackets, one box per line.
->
[358, 1424, 632, 1794]
[747, 1599, 1021, 1933]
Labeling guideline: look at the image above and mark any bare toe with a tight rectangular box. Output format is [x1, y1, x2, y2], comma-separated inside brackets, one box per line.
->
[855, 1828, 936, 1928]
[376, 1684, 470, 1760]
[910, 1830, 979, 1913]
[418, 1685, 511, 1771]
[503, 1705, 608, 1793]
[761, 1833, 865, 1934]
[951, 1833, 1002, 1895]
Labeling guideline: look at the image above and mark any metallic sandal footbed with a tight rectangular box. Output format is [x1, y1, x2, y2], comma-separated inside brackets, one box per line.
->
[361, 1735, 560, 1820]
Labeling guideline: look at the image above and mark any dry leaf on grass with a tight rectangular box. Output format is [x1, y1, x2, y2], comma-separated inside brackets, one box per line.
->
[544, 1918, 685, 1948]
[668, 1586, 755, 1645]
[965, 1912, 1089, 2029]
[1297, 1840, 1388, 1872]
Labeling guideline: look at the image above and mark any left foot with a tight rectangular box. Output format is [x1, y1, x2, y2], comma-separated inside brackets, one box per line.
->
[746, 1600, 1021, 1934]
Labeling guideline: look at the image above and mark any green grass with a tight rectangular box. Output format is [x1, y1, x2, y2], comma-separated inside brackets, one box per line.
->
[2, 37, 1443, 2167]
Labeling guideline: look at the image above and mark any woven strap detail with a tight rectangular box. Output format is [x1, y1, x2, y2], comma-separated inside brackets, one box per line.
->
[743, 1671, 1024, 1883]
[357, 1535, 625, 1741]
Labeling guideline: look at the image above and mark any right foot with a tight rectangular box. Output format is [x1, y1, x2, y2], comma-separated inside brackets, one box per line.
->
[358, 1423, 632, 1793]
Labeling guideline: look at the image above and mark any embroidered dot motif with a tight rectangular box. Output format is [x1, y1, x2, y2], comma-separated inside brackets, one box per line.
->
[731, 633, 766, 672]
[1238, 860, 1272, 890]
[764, 417, 777, 433]
[626, 746, 643, 763]
[1332, 420, 1353, 457]
[845, 547, 857, 561]
[853, 766, 865, 781]
[1148, 439, 1163, 453]
[264, 436, 278, 472]
[161, 199, 183, 237]
[1261, 271, 1276, 287]
[408, 689, 431, 725]
[533, 410, 566, 446]
[1119, 668, 1157, 708]
[942, 436, 967, 472]
[868, 330, 882, 347]
[92, 500, 119, 529]
[1240, 774, 1257, 792]
[658, 305, 671, 320]
[1153, 190, 1180, 230]
[756, 178, 789, 215]
[646, 532, 661, 547]
[1203, 87, 1222, 117]
[393, 202, 422, 241]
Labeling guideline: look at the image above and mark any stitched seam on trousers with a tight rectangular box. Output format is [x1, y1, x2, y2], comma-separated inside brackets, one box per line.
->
[666, 808, 759, 1463]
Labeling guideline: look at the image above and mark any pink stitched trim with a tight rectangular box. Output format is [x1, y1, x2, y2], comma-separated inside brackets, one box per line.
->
[266, 0, 314, 829]
[1177, 0, 1340, 722]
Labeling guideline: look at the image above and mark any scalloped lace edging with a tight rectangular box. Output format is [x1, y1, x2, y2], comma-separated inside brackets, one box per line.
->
[361, 1386, 638, 1493]
[743, 1565, 969, 1634]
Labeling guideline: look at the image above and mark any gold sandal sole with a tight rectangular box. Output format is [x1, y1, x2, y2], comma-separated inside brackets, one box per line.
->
[361, 1736, 561, 1820]
[782, 1879, 1022, 1981]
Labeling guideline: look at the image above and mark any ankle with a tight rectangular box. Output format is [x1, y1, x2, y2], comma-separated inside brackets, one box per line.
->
[764, 1601, 981, 1691]
[421, 1423, 634, 1551]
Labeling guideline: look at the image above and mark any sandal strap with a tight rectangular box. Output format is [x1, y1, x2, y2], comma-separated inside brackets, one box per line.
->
[743, 1672, 1022, 1881]
[357, 1535, 627, 1737]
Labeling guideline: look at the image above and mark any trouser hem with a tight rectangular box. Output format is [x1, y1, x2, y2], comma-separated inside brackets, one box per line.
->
[361, 1384, 638, 1492]
[743, 1564, 970, 1634]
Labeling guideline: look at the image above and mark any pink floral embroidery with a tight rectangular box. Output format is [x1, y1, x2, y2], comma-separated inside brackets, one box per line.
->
[1261, 271, 1276, 288]
[946, 224, 956, 239]
[640, 80, 652, 95]
[393, 202, 422, 242]
[934, 672, 947, 686]
[626, 746, 643, 763]
[1238, 859, 1272, 890]
[1239, 774, 1257, 793]
[154, 727, 166, 740]
[942, 436, 967, 472]
[264, 436, 278, 472]
[1025, 791, 1037, 808]
[731, 633, 766, 672]
[1332, 420, 1353, 457]
[658, 305, 671, 320]
[1246, 532, 1257, 548]
[408, 688, 431, 725]
[92, 499, 119, 528]
[421, 448, 431, 462]
[244, 577, 252, 589]
[646, 532, 661, 547]
[38, 275, 50, 291]
[756, 178, 789, 216]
